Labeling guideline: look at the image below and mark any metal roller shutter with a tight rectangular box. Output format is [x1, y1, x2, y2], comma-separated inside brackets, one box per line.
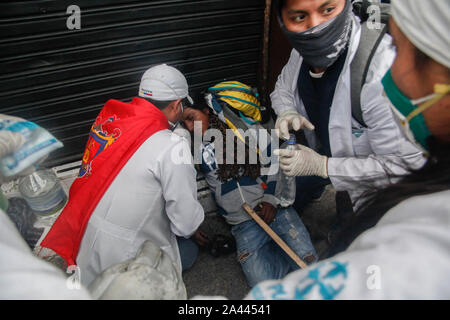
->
[0, 0, 265, 167]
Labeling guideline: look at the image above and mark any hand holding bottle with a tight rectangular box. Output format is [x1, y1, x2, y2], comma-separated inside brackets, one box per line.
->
[274, 144, 328, 178]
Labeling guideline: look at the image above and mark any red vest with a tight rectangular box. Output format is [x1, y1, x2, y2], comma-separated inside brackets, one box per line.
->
[41, 97, 169, 266]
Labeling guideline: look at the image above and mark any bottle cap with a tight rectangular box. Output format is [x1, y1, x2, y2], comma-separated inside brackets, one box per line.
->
[287, 134, 296, 144]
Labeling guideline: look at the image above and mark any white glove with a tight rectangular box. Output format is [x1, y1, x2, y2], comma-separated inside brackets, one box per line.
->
[88, 240, 187, 300]
[274, 110, 315, 140]
[274, 144, 328, 178]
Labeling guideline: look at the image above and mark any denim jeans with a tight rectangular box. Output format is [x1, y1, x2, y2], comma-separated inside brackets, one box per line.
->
[177, 237, 199, 272]
[231, 206, 317, 287]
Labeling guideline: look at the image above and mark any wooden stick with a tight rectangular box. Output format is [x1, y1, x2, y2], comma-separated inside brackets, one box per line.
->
[242, 203, 308, 269]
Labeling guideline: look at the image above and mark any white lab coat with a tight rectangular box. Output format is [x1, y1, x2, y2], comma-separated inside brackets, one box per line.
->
[245, 190, 450, 300]
[0, 210, 91, 299]
[271, 14, 426, 206]
[77, 130, 204, 286]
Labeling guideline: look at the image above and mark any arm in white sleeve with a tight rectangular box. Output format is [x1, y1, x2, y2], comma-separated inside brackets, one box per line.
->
[245, 191, 450, 300]
[159, 136, 204, 238]
[328, 80, 426, 192]
[270, 49, 303, 116]
[328, 35, 426, 192]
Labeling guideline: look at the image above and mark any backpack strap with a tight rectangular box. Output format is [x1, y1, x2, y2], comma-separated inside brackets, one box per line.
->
[350, 21, 388, 128]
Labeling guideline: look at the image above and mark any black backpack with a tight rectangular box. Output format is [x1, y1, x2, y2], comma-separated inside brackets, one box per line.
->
[350, 0, 390, 128]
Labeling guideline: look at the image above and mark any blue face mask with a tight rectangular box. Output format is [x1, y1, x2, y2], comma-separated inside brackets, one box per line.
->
[381, 69, 450, 151]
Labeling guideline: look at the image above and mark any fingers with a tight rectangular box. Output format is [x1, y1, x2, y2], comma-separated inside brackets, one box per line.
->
[273, 149, 296, 158]
[302, 118, 315, 131]
[279, 162, 291, 173]
[279, 156, 293, 166]
[274, 128, 281, 139]
[194, 230, 210, 247]
[292, 116, 301, 131]
[259, 209, 267, 222]
[261, 205, 277, 224]
[280, 161, 297, 176]
[279, 120, 290, 140]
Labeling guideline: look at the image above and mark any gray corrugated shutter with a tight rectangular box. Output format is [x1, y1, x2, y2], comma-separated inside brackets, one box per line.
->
[0, 0, 264, 167]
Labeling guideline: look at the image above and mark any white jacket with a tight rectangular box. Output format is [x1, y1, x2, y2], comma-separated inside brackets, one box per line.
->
[77, 130, 204, 286]
[0, 210, 91, 299]
[271, 15, 426, 206]
[245, 190, 450, 300]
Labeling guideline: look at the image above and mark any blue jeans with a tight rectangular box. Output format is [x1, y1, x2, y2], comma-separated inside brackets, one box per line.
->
[177, 237, 199, 272]
[231, 206, 317, 287]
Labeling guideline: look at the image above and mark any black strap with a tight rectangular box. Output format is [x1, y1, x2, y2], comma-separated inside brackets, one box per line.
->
[350, 22, 388, 128]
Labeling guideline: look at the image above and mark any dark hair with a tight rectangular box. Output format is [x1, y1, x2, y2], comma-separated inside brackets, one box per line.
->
[143, 98, 174, 110]
[209, 113, 261, 182]
[329, 136, 450, 255]
[275, 0, 286, 15]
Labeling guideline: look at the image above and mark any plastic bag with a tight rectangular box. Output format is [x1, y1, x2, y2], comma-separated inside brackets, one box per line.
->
[0, 116, 63, 178]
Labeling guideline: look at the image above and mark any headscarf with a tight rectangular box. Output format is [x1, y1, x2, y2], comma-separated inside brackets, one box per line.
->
[391, 0, 450, 68]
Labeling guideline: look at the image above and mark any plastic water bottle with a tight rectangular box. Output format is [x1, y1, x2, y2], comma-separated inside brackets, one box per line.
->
[275, 134, 299, 208]
[18, 169, 67, 216]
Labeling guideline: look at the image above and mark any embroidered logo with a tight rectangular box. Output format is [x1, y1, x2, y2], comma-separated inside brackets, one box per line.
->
[79, 115, 121, 178]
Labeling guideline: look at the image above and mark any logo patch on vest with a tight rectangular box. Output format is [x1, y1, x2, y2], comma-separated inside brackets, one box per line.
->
[79, 115, 121, 178]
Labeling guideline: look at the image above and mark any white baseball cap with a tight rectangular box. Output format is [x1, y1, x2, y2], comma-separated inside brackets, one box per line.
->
[139, 64, 193, 104]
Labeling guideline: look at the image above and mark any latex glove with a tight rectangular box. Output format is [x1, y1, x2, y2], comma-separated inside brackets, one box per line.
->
[88, 240, 187, 300]
[274, 110, 315, 140]
[274, 144, 328, 178]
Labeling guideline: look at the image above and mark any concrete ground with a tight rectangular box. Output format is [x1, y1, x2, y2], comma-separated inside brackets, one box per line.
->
[183, 184, 337, 299]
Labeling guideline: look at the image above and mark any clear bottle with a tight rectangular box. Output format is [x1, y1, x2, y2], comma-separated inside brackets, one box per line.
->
[18, 168, 67, 216]
[275, 134, 299, 208]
